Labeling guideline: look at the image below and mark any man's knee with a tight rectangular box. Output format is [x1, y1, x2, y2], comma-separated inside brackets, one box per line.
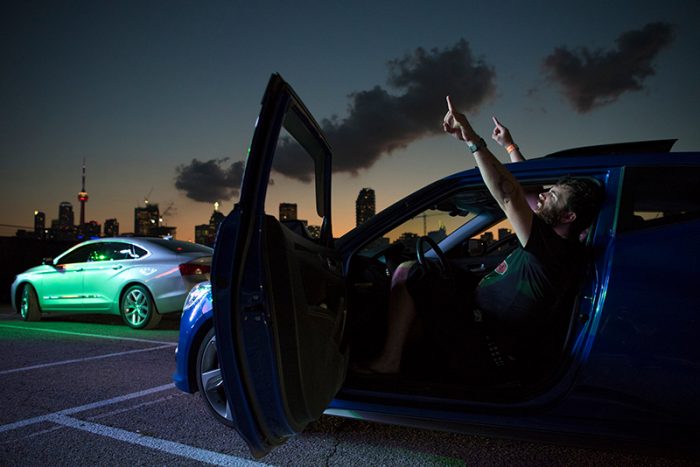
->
[391, 260, 416, 288]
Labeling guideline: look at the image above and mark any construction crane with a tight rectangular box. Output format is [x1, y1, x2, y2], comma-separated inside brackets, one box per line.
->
[159, 202, 176, 225]
[415, 212, 444, 236]
[143, 187, 153, 206]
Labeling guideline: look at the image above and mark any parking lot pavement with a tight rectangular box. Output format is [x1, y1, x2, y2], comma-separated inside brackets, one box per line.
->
[1, 304, 695, 466]
[0, 304, 268, 466]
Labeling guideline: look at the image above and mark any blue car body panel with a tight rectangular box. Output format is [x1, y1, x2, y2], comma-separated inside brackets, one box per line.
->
[173, 281, 213, 393]
[173, 74, 700, 456]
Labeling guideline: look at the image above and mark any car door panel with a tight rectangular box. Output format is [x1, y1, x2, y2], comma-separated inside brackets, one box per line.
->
[213, 73, 347, 457]
[82, 261, 126, 310]
[262, 216, 347, 427]
[37, 264, 84, 310]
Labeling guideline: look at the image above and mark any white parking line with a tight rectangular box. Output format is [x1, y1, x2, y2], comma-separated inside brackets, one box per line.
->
[0, 323, 176, 345]
[88, 392, 186, 421]
[0, 344, 175, 375]
[0, 384, 269, 466]
[50, 414, 269, 467]
[0, 383, 176, 434]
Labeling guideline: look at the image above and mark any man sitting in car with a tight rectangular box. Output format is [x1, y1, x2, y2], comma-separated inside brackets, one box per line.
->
[357, 97, 605, 377]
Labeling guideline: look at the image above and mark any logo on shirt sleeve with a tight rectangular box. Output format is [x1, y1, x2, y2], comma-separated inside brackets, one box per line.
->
[494, 260, 508, 275]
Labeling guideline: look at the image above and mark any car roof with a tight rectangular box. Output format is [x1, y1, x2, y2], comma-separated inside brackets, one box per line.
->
[461, 150, 700, 179]
[68, 237, 213, 252]
[517, 138, 696, 169]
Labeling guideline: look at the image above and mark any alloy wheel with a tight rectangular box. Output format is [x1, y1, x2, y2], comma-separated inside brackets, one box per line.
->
[20, 286, 30, 319]
[198, 331, 233, 423]
[122, 287, 151, 327]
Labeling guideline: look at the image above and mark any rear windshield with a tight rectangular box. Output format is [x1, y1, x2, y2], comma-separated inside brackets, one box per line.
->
[146, 238, 213, 254]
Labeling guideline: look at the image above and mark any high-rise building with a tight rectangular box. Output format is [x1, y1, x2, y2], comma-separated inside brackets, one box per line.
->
[104, 218, 119, 237]
[134, 202, 160, 236]
[56, 202, 75, 240]
[195, 224, 211, 246]
[356, 188, 376, 227]
[208, 203, 225, 245]
[195, 202, 226, 246]
[480, 231, 494, 245]
[34, 211, 46, 239]
[58, 202, 74, 228]
[306, 225, 321, 239]
[83, 220, 101, 238]
[279, 203, 297, 221]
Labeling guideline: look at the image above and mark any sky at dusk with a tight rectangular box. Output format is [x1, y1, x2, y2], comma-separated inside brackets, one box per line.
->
[2, 1, 699, 241]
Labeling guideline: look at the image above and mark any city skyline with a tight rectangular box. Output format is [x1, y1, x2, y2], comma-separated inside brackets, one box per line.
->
[11, 184, 382, 243]
[3, 2, 699, 241]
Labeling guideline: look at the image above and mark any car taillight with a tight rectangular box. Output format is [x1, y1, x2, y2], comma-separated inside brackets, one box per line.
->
[179, 263, 211, 276]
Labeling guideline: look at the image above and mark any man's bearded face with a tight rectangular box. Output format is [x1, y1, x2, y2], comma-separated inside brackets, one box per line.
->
[535, 184, 571, 227]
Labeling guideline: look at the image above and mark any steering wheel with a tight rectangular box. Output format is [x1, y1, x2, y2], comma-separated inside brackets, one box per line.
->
[416, 236, 449, 275]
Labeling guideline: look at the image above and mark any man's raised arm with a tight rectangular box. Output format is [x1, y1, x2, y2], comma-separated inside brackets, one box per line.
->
[443, 96, 533, 246]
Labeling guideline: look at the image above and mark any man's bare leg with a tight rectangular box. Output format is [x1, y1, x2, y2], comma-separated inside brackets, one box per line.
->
[362, 262, 416, 374]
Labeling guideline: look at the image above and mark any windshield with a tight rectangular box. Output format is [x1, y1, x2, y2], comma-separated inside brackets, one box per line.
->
[356, 192, 486, 257]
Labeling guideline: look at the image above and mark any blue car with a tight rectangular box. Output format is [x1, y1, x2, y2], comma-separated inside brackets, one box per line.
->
[174, 74, 700, 457]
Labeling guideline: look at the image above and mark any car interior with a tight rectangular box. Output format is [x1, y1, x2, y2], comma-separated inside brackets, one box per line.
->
[339, 183, 597, 402]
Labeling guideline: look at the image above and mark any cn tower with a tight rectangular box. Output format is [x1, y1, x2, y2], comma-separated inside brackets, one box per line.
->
[77, 158, 88, 227]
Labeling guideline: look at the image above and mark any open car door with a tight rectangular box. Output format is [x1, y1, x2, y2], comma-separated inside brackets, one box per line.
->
[212, 74, 348, 458]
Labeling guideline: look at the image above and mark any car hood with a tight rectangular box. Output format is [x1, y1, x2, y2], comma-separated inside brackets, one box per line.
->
[17, 264, 53, 277]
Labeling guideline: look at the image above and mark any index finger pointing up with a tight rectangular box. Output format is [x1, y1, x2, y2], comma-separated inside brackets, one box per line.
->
[446, 95, 455, 113]
[492, 116, 502, 128]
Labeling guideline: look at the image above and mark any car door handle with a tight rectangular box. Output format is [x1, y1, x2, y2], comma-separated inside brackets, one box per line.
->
[469, 264, 486, 272]
[112, 265, 123, 270]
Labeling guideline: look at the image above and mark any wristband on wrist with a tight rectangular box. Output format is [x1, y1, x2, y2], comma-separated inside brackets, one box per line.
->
[505, 143, 519, 154]
[466, 136, 487, 154]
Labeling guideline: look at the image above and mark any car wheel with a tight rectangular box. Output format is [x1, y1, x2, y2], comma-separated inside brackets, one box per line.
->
[120, 285, 161, 329]
[20, 284, 41, 321]
[196, 327, 234, 426]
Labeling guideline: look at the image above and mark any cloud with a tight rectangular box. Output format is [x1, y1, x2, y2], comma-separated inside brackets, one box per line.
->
[274, 39, 496, 181]
[543, 22, 675, 113]
[174, 158, 244, 202]
[175, 39, 496, 198]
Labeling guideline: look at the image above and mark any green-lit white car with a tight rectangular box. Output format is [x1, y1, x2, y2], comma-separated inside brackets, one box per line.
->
[10, 237, 213, 329]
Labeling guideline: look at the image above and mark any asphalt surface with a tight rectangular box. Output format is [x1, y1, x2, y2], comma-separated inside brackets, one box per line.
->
[0, 304, 695, 466]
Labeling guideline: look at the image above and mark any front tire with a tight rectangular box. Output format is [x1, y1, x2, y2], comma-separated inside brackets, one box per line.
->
[20, 284, 41, 321]
[196, 327, 233, 426]
[120, 285, 161, 329]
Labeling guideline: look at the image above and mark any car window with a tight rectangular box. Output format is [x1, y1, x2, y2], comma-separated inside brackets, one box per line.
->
[90, 242, 148, 261]
[265, 125, 325, 243]
[618, 167, 700, 233]
[57, 245, 93, 264]
[87, 245, 110, 262]
[114, 243, 147, 260]
[357, 192, 482, 257]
